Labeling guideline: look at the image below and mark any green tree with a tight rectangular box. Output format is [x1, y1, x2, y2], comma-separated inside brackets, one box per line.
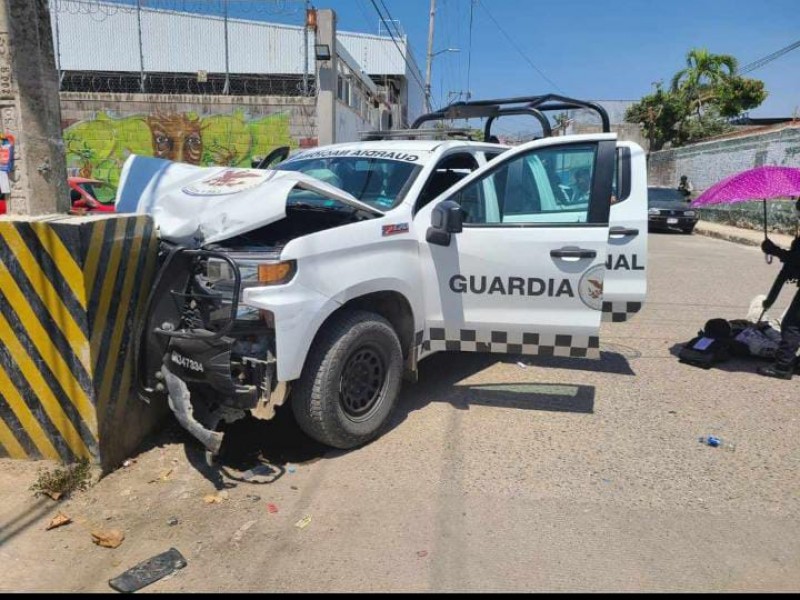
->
[671, 48, 738, 92]
[715, 76, 768, 118]
[627, 47, 768, 150]
[624, 84, 688, 151]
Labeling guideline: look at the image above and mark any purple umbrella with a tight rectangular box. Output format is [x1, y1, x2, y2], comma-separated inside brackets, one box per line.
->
[691, 166, 800, 241]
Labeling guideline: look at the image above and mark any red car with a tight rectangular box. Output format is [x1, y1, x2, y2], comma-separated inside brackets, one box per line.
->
[68, 177, 116, 214]
[0, 177, 116, 215]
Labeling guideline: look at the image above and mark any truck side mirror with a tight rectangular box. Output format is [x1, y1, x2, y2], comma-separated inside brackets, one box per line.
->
[426, 200, 464, 247]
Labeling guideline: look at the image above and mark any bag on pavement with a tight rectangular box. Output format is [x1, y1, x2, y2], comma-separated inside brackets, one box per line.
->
[678, 318, 748, 369]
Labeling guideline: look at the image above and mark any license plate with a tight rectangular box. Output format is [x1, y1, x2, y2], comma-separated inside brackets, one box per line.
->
[667, 218, 678, 224]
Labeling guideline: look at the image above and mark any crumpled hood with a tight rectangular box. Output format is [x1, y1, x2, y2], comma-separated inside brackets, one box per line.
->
[115, 155, 383, 246]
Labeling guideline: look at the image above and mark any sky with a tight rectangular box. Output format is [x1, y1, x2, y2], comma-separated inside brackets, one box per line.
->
[108, 0, 800, 119]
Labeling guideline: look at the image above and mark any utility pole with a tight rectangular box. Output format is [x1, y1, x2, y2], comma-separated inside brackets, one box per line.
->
[0, 0, 69, 214]
[424, 0, 436, 113]
[303, 0, 310, 95]
[223, 0, 230, 95]
[136, 0, 145, 93]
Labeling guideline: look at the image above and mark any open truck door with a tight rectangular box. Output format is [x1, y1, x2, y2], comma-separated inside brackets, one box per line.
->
[602, 142, 648, 322]
[415, 134, 617, 359]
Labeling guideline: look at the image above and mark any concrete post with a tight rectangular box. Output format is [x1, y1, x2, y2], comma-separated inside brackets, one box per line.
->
[315, 9, 337, 146]
[0, 0, 69, 215]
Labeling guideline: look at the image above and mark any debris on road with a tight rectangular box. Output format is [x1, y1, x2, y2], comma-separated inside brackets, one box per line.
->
[416, 550, 429, 558]
[148, 468, 174, 484]
[108, 548, 187, 593]
[287, 465, 297, 474]
[699, 436, 736, 451]
[203, 491, 229, 504]
[45, 512, 72, 531]
[517, 361, 529, 369]
[245, 494, 262, 503]
[290, 486, 299, 491]
[267, 503, 279, 514]
[91, 529, 125, 549]
[231, 520, 257, 547]
[294, 515, 312, 529]
[121, 459, 136, 468]
[166, 517, 179, 527]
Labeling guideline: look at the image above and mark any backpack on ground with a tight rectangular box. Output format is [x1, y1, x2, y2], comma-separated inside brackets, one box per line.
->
[678, 318, 748, 369]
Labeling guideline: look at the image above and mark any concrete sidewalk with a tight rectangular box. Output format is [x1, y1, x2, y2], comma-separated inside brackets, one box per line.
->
[694, 220, 796, 248]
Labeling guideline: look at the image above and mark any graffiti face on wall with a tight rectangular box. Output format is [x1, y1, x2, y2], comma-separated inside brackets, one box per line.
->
[146, 113, 205, 164]
[63, 109, 306, 190]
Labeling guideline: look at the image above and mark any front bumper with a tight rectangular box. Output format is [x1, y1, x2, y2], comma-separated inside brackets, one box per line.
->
[648, 215, 698, 230]
[136, 246, 281, 453]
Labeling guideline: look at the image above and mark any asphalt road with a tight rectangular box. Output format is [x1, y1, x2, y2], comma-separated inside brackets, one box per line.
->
[2, 231, 799, 592]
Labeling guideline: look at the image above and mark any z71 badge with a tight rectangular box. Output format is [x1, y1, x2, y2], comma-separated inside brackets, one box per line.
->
[382, 223, 410, 237]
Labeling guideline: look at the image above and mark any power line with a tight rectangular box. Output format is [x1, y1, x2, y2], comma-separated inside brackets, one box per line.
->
[476, 0, 564, 94]
[740, 38, 800, 75]
[367, 0, 434, 111]
[466, 0, 474, 101]
[377, 0, 403, 39]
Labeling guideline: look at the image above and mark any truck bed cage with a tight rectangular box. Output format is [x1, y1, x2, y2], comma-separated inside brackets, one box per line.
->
[410, 94, 611, 142]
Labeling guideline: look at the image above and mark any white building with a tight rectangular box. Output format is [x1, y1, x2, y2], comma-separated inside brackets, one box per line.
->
[51, 0, 426, 130]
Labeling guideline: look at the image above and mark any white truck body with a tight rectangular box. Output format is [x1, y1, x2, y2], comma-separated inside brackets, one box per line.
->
[121, 131, 648, 452]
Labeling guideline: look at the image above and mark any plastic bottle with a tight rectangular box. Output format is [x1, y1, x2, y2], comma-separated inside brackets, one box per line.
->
[698, 436, 736, 451]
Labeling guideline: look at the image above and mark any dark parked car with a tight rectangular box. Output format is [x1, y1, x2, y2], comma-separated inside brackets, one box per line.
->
[647, 186, 698, 234]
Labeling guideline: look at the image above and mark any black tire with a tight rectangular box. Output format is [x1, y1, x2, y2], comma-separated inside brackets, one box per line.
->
[291, 310, 403, 449]
[682, 225, 696, 234]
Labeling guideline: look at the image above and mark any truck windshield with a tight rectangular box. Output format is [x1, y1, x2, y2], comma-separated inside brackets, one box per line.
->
[276, 157, 421, 210]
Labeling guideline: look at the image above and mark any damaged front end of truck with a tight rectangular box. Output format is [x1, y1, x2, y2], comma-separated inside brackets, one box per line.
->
[123, 155, 384, 453]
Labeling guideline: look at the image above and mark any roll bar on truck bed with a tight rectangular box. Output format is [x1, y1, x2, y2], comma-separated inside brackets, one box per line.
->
[410, 94, 611, 142]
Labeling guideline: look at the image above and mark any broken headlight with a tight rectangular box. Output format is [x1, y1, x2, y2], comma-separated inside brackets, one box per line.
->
[203, 258, 296, 321]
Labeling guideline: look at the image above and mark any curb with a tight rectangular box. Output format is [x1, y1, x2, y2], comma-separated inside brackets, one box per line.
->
[694, 225, 761, 247]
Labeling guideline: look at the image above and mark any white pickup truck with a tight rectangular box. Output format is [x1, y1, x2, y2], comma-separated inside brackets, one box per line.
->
[122, 95, 648, 453]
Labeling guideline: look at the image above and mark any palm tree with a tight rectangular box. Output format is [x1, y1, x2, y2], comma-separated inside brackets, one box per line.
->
[671, 48, 739, 114]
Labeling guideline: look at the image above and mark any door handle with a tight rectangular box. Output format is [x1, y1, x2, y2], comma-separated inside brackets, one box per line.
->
[550, 247, 597, 260]
[609, 227, 639, 239]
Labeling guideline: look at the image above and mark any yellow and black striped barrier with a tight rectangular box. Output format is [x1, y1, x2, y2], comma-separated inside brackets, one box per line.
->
[0, 214, 165, 469]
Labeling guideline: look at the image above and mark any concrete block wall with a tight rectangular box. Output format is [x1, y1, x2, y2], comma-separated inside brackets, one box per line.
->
[0, 213, 166, 472]
[648, 126, 800, 190]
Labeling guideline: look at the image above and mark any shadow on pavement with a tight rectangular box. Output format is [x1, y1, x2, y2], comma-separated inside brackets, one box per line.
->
[386, 352, 603, 436]
[178, 348, 635, 487]
[0, 496, 54, 548]
[183, 404, 332, 490]
[667, 342, 781, 376]
[512, 348, 638, 376]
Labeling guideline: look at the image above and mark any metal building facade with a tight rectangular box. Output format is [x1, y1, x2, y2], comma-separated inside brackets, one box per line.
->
[52, 1, 421, 80]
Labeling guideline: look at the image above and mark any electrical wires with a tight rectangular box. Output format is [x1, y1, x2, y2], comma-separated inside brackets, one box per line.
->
[740, 39, 800, 75]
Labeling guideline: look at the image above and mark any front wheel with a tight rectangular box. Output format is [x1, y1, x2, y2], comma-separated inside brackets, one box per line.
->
[682, 224, 696, 234]
[291, 310, 403, 449]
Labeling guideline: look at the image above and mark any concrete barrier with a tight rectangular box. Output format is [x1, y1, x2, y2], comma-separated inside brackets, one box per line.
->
[0, 213, 167, 471]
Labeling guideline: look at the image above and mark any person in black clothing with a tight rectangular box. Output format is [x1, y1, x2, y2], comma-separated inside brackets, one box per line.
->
[759, 199, 800, 380]
[678, 175, 694, 199]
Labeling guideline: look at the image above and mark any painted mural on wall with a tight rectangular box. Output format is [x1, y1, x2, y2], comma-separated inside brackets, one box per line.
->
[63, 110, 299, 191]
